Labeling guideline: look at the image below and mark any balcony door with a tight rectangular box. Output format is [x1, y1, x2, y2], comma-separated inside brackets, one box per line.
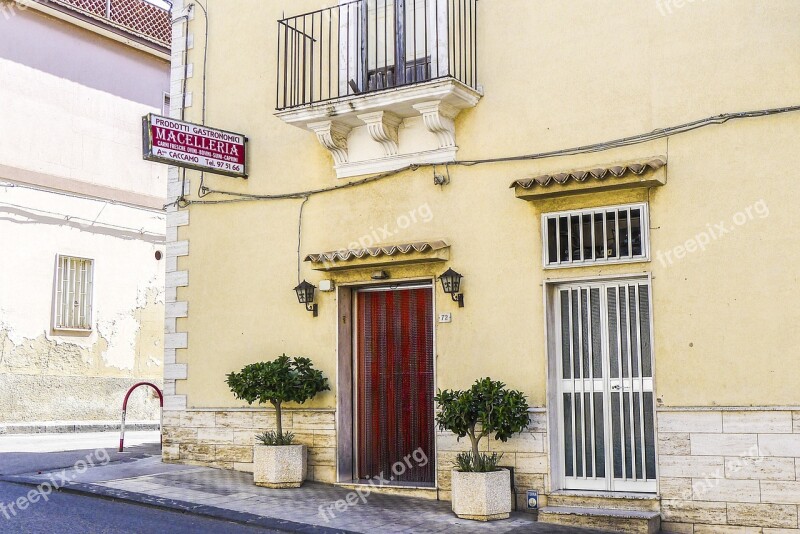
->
[350, 0, 438, 93]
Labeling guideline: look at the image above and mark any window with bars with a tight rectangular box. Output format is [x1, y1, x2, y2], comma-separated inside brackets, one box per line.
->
[542, 204, 650, 268]
[53, 255, 94, 331]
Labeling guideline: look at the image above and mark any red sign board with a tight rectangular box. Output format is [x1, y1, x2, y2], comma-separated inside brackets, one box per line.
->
[142, 114, 247, 178]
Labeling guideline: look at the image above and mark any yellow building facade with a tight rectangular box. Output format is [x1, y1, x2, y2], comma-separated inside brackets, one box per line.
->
[162, 0, 800, 530]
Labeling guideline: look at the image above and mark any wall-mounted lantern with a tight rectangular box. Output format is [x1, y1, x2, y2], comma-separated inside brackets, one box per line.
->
[438, 268, 464, 308]
[293, 280, 318, 317]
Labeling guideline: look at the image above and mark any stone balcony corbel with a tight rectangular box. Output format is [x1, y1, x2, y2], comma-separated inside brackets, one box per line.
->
[413, 101, 458, 149]
[356, 111, 402, 156]
[275, 78, 482, 178]
[307, 120, 351, 165]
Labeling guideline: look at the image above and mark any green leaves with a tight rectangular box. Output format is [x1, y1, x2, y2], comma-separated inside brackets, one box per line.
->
[454, 451, 503, 473]
[255, 430, 295, 446]
[225, 354, 330, 407]
[434, 378, 530, 444]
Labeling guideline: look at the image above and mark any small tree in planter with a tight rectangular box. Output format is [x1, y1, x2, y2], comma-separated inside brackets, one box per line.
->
[434, 378, 529, 521]
[226, 355, 329, 488]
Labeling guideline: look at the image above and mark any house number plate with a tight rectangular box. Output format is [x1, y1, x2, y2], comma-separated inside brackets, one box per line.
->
[438, 313, 452, 323]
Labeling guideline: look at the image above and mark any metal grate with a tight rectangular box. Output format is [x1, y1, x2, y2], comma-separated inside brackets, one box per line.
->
[543, 203, 649, 268]
[558, 281, 656, 492]
[54, 255, 94, 330]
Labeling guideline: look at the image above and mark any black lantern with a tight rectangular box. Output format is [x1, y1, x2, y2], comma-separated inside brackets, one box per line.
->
[293, 280, 318, 317]
[438, 268, 464, 308]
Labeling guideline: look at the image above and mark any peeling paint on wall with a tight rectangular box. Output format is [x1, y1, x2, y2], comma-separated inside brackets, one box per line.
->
[0, 192, 166, 422]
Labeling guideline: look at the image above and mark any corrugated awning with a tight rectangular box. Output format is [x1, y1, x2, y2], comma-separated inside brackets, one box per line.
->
[305, 240, 450, 271]
[510, 158, 666, 189]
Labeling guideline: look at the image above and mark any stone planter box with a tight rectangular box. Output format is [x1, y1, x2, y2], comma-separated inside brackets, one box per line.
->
[253, 444, 307, 488]
[451, 469, 511, 521]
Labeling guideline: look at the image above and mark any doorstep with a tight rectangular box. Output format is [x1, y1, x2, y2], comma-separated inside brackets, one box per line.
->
[538, 506, 661, 534]
[546, 489, 661, 512]
[539, 490, 661, 534]
[334, 480, 439, 500]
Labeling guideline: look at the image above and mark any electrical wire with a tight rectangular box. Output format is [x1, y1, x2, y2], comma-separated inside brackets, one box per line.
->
[193, 0, 210, 200]
[296, 196, 309, 284]
[0, 202, 164, 237]
[165, 104, 800, 209]
[1, 180, 166, 214]
[192, 165, 419, 204]
[174, 5, 192, 206]
[197, 1, 208, 124]
[455, 105, 800, 166]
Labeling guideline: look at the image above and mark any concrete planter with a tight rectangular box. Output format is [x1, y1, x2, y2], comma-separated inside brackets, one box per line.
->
[253, 444, 307, 488]
[451, 469, 511, 521]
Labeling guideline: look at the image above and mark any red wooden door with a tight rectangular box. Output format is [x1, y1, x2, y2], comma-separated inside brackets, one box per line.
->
[356, 286, 434, 484]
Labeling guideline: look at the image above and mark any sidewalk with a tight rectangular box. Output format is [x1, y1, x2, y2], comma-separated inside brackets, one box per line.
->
[0, 420, 160, 435]
[3, 448, 608, 533]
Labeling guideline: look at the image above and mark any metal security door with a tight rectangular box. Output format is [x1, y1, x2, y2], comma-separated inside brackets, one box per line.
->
[556, 280, 657, 492]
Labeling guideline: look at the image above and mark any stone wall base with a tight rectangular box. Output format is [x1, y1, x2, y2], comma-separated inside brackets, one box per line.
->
[162, 409, 336, 483]
[658, 408, 800, 533]
[164, 406, 800, 531]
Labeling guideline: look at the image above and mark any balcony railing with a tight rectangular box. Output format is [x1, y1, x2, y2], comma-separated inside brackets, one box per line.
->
[276, 0, 478, 110]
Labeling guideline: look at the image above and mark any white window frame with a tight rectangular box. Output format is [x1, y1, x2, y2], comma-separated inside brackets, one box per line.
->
[53, 254, 95, 332]
[541, 203, 650, 269]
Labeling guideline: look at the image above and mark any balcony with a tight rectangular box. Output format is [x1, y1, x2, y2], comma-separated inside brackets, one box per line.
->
[275, 0, 481, 178]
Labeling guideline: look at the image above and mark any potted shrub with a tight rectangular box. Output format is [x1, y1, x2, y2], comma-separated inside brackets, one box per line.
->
[434, 378, 529, 521]
[226, 355, 329, 488]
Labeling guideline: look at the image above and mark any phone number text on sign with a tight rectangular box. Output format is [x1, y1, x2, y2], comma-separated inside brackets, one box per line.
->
[142, 114, 247, 178]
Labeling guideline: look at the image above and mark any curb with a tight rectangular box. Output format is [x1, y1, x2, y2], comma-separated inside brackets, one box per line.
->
[0, 476, 357, 534]
[0, 422, 160, 435]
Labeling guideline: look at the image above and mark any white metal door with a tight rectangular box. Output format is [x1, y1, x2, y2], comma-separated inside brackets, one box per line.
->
[556, 280, 657, 492]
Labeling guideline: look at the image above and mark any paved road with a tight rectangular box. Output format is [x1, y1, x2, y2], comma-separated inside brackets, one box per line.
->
[0, 432, 607, 533]
[0, 480, 279, 533]
[0, 432, 279, 533]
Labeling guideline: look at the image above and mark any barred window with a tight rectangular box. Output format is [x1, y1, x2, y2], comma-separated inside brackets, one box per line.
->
[54, 255, 94, 330]
[542, 204, 649, 268]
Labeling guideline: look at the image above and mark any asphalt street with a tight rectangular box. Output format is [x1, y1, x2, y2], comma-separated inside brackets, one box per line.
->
[0, 432, 281, 533]
[0, 480, 279, 533]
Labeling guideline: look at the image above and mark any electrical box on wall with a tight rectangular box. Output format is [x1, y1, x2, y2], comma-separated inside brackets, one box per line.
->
[526, 490, 539, 510]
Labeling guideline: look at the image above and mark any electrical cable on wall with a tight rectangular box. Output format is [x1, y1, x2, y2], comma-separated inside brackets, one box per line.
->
[296, 196, 309, 285]
[175, 0, 210, 206]
[163, 104, 800, 209]
[173, 4, 192, 207]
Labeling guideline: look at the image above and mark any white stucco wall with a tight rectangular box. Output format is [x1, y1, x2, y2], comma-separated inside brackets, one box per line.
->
[0, 37, 168, 423]
[0, 56, 166, 196]
[0, 186, 165, 367]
